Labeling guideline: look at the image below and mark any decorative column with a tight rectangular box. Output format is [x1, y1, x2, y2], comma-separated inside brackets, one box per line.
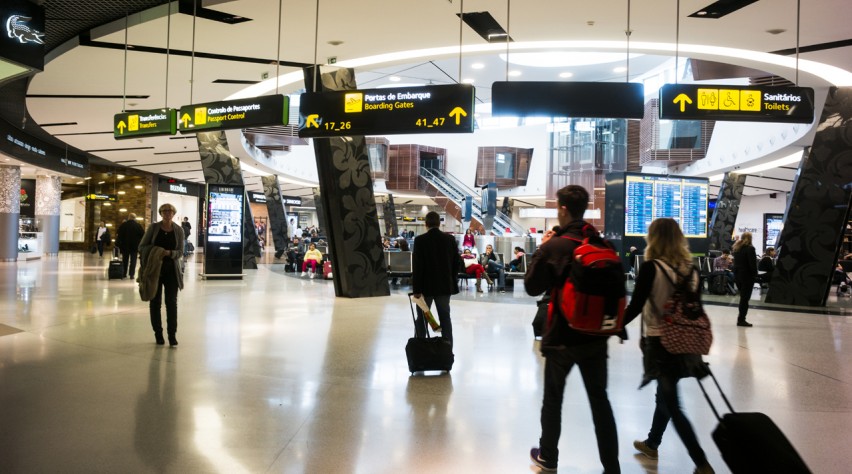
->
[261, 175, 289, 254]
[197, 131, 262, 270]
[0, 166, 21, 261]
[707, 172, 746, 253]
[766, 87, 852, 306]
[305, 66, 389, 298]
[36, 175, 62, 255]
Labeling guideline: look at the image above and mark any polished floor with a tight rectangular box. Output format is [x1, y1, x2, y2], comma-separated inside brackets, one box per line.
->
[0, 252, 850, 473]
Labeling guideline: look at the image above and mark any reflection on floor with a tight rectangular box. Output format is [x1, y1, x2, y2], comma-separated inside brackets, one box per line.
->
[0, 252, 850, 473]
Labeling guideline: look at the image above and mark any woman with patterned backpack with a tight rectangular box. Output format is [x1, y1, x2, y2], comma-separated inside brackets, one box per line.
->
[623, 218, 715, 474]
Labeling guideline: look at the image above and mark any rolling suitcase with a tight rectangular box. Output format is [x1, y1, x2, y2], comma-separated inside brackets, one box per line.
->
[108, 259, 124, 280]
[405, 293, 453, 374]
[698, 368, 812, 474]
[323, 260, 333, 279]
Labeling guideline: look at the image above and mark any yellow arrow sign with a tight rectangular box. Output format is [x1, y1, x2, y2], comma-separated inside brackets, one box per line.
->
[449, 107, 467, 125]
[117, 121, 126, 135]
[181, 113, 191, 128]
[673, 93, 693, 112]
[306, 114, 320, 128]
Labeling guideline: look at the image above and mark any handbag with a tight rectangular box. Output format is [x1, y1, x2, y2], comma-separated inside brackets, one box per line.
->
[655, 261, 713, 355]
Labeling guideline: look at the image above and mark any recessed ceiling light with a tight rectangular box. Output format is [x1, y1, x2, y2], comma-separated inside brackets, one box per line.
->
[134, 185, 143, 189]
[559, 72, 574, 78]
[389, 76, 401, 82]
[118, 191, 126, 194]
[613, 66, 628, 73]
[696, 11, 708, 16]
[462, 78, 475, 84]
[103, 203, 111, 207]
[508, 70, 522, 77]
[471, 63, 485, 69]
[117, 174, 124, 179]
[76, 181, 83, 184]
[98, 181, 105, 184]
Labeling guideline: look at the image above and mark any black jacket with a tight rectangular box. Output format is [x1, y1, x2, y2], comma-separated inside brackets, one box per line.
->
[524, 220, 609, 351]
[732, 244, 758, 281]
[412, 227, 462, 296]
[116, 219, 144, 253]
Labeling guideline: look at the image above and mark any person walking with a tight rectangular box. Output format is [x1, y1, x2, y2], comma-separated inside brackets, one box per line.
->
[732, 231, 757, 327]
[138, 204, 185, 347]
[180, 217, 192, 257]
[95, 221, 109, 257]
[525, 185, 620, 474]
[624, 218, 715, 474]
[116, 213, 144, 279]
[412, 211, 462, 346]
[462, 228, 475, 249]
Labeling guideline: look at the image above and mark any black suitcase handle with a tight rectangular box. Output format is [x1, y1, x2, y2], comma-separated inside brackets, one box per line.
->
[696, 366, 736, 421]
[407, 293, 432, 338]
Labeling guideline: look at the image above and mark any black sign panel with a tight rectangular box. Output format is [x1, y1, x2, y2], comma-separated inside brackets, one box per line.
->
[114, 108, 177, 139]
[179, 95, 289, 133]
[204, 184, 244, 275]
[492, 81, 645, 119]
[281, 195, 303, 206]
[20, 179, 35, 218]
[157, 178, 199, 197]
[0, 119, 88, 177]
[247, 191, 266, 203]
[298, 84, 475, 137]
[0, 0, 45, 71]
[659, 84, 814, 123]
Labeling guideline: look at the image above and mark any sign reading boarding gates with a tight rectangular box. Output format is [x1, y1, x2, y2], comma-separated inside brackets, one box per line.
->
[659, 84, 814, 123]
[179, 95, 289, 133]
[298, 84, 475, 137]
[114, 108, 177, 139]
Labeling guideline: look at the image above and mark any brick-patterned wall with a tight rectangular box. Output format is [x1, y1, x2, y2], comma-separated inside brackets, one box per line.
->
[475, 146, 533, 188]
[387, 144, 447, 192]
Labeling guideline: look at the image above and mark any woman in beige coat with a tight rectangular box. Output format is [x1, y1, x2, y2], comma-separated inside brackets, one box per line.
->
[138, 203, 185, 346]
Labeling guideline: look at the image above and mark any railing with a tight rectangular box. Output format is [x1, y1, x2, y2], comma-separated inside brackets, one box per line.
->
[419, 167, 526, 236]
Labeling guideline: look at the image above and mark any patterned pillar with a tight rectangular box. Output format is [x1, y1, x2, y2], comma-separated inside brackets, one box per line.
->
[383, 194, 398, 237]
[766, 87, 852, 306]
[304, 66, 389, 298]
[197, 131, 262, 270]
[707, 172, 746, 253]
[35, 175, 62, 255]
[261, 175, 289, 253]
[0, 166, 21, 261]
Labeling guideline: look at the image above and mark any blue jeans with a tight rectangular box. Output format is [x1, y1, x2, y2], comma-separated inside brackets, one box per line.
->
[539, 341, 620, 473]
[415, 294, 452, 345]
[485, 261, 506, 289]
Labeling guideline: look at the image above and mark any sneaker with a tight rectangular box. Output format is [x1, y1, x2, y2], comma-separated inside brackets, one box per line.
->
[310, 272, 315, 279]
[633, 439, 659, 460]
[301, 272, 307, 277]
[529, 447, 557, 472]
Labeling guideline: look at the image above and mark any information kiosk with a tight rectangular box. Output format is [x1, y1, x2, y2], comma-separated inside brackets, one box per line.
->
[202, 184, 245, 278]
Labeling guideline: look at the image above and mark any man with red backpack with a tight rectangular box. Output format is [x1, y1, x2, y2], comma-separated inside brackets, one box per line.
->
[525, 184, 622, 474]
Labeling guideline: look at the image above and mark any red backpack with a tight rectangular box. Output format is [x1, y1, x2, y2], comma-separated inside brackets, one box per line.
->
[549, 229, 627, 335]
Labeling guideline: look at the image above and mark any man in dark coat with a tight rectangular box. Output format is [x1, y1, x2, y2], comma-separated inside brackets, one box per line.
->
[524, 185, 620, 474]
[116, 213, 145, 279]
[412, 211, 462, 346]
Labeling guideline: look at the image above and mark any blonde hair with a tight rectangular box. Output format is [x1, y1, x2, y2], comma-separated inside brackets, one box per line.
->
[644, 218, 692, 267]
[733, 232, 753, 252]
[158, 203, 177, 215]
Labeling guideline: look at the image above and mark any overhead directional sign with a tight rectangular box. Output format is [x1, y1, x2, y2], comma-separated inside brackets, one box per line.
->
[659, 84, 814, 123]
[86, 193, 117, 202]
[114, 108, 177, 139]
[178, 95, 289, 133]
[298, 84, 475, 137]
[492, 81, 645, 119]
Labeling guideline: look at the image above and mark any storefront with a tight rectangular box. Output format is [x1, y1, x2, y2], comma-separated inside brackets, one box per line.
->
[156, 179, 201, 246]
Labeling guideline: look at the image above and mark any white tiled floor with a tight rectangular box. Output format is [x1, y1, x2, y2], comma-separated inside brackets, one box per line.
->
[0, 252, 850, 473]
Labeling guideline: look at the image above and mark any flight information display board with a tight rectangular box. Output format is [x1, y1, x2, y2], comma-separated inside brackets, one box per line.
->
[624, 174, 708, 237]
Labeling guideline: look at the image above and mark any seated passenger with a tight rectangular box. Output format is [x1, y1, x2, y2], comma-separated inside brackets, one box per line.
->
[509, 246, 526, 271]
[461, 248, 492, 293]
[301, 243, 323, 278]
[758, 247, 776, 284]
[479, 244, 505, 292]
[713, 248, 736, 284]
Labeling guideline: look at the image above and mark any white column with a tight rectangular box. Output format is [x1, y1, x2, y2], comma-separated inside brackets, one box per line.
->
[36, 175, 62, 255]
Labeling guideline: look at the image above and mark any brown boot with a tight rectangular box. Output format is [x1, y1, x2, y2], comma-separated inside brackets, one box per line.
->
[484, 274, 494, 288]
[475, 278, 483, 292]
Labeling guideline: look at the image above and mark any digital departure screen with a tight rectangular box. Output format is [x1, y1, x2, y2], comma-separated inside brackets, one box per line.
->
[207, 189, 244, 243]
[624, 174, 708, 238]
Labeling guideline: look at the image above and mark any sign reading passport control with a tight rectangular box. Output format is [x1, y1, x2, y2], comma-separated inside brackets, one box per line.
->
[179, 95, 289, 133]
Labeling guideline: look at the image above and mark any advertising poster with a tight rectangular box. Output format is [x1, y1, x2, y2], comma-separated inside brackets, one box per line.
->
[19, 178, 35, 218]
[207, 189, 243, 243]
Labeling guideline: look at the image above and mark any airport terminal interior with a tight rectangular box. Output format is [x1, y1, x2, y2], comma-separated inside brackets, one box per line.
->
[2, 1, 852, 473]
